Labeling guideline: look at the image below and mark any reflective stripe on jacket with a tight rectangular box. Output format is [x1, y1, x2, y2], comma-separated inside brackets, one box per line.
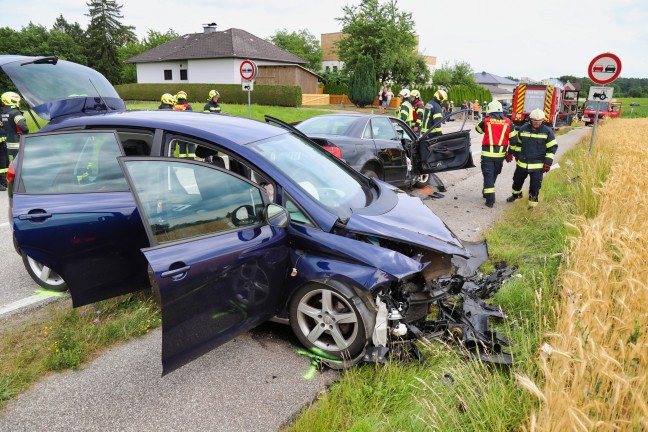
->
[475, 115, 518, 158]
[398, 100, 413, 126]
[509, 123, 557, 170]
[421, 100, 443, 136]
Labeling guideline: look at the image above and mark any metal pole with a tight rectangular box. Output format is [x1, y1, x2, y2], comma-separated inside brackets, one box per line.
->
[247, 88, 251, 119]
[588, 104, 600, 154]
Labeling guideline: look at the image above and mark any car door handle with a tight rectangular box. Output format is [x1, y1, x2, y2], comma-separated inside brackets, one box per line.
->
[161, 266, 191, 278]
[19, 212, 53, 220]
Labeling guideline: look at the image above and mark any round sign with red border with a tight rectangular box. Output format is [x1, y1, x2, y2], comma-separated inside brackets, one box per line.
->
[240, 60, 258, 81]
[588, 53, 622, 85]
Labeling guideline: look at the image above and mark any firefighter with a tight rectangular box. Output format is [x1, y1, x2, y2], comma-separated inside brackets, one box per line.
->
[506, 108, 558, 208]
[421, 89, 446, 138]
[397, 89, 413, 128]
[158, 93, 175, 110]
[0, 92, 29, 189]
[475, 100, 518, 208]
[172, 91, 196, 158]
[203, 89, 222, 113]
[410, 90, 424, 135]
[0, 120, 6, 191]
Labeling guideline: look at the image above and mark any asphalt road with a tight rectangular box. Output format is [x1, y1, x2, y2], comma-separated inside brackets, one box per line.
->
[0, 124, 590, 431]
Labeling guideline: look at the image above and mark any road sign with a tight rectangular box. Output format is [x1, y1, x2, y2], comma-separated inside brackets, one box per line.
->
[588, 53, 622, 85]
[239, 60, 258, 81]
[242, 81, 254, 91]
[588, 86, 614, 101]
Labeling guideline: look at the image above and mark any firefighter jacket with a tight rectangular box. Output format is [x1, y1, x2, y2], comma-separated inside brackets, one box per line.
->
[475, 113, 518, 158]
[412, 99, 424, 128]
[398, 100, 413, 126]
[172, 102, 193, 111]
[203, 101, 222, 113]
[0, 106, 29, 150]
[421, 99, 443, 137]
[509, 123, 557, 170]
[158, 103, 173, 110]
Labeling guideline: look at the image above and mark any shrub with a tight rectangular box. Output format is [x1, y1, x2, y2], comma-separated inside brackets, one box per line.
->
[348, 55, 376, 107]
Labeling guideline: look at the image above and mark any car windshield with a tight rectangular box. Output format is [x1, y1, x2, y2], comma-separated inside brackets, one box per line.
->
[296, 115, 357, 136]
[249, 133, 372, 219]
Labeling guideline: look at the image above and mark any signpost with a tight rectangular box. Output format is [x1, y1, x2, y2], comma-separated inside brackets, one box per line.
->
[587, 53, 622, 152]
[239, 60, 258, 118]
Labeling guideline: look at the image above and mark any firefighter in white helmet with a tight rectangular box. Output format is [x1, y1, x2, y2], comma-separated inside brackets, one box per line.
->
[506, 108, 558, 208]
[475, 100, 518, 207]
[397, 89, 413, 128]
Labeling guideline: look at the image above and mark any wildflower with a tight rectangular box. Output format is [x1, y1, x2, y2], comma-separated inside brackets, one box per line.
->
[90, 306, 95, 310]
[93, 318, 100, 324]
[80, 310, 87, 315]
[96, 310, 101, 315]
[86, 335, 91, 339]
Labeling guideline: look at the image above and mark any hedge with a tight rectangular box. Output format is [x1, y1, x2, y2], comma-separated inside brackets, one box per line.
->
[114, 83, 302, 107]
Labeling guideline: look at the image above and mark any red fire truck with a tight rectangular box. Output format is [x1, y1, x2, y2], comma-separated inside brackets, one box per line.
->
[581, 99, 622, 125]
[510, 82, 580, 129]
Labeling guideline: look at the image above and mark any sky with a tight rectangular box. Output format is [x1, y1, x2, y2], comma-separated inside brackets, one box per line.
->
[2, 0, 647, 80]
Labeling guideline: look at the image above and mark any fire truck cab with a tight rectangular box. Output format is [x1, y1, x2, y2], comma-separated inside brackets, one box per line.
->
[510, 82, 579, 129]
[581, 99, 622, 125]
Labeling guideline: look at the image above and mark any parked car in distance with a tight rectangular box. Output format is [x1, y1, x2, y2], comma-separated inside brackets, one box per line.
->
[630, 102, 640, 106]
[274, 112, 474, 189]
[2, 55, 477, 375]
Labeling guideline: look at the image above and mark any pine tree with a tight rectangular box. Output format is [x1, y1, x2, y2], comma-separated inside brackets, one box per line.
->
[85, 0, 136, 84]
[348, 55, 377, 107]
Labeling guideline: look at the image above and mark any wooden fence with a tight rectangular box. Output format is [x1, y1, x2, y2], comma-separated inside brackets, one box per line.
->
[303, 94, 402, 108]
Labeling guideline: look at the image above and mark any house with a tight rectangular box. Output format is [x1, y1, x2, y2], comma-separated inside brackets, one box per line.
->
[321, 32, 436, 81]
[473, 71, 518, 103]
[125, 24, 321, 94]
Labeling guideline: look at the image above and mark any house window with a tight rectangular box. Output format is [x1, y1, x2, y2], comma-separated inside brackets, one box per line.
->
[325, 66, 330, 72]
[164, 70, 172, 80]
[333, 66, 338, 72]
[180, 69, 188, 81]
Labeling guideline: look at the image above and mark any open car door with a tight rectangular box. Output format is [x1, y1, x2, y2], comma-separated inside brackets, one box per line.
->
[416, 110, 475, 174]
[118, 157, 290, 375]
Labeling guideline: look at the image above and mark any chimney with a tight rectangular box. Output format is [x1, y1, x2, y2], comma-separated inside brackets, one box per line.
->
[203, 23, 217, 34]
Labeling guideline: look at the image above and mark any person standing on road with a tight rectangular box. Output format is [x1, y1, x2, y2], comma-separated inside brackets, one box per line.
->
[0, 92, 29, 166]
[475, 100, 518, 208]
[421, 89, 446, 138]
[172, 91, 196, 158]
[378, 86, 387, 114]
[410, 89, 425, 135]
[397, 89, 413, 128]
[158, 93, 175, 110]
[506, 108, 558, 208]
[204, 89, 222, 113]
[386, 87, 394, 114]
[473, 100, 481, 120]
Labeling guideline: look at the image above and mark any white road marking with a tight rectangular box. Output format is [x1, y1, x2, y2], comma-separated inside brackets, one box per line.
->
[0, 294, 50, 316]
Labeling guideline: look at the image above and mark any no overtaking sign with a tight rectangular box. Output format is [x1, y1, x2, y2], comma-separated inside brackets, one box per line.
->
[240, 60, 258, 81]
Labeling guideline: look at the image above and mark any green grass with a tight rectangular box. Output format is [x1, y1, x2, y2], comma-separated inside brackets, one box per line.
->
[0, 293, 160, 409]
[285, 130, 609, 431]
[616, 97, 648, 118]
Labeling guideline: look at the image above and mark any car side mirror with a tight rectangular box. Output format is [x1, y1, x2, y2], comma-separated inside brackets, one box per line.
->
[265, 203, 290, 228]
[231, 204, 258, 227]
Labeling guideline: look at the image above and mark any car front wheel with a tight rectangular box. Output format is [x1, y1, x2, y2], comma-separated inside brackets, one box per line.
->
[22, 253, 68, 291]
[414, 173, 430, 188]
[289, 283, 368, 359]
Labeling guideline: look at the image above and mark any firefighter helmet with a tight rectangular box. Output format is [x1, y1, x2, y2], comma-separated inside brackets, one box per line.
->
[399, 89, 410, 98]
[208, 89, 220, 100]
[410, 89, 420, 99]
[433, 89, 448, 103]
[176, 91, 188, 100]
[487, 100, 503, 114]
[161, 93, 175, 104]
[530, 109, 545, 121]
[1, 91, 21, 107]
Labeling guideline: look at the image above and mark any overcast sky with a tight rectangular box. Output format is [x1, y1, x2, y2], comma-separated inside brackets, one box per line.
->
[2, 0, 647, 80]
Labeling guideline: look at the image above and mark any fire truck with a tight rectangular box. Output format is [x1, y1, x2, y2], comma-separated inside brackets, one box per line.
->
[581, 99, 622, 125]
[510, 81, 580, 129]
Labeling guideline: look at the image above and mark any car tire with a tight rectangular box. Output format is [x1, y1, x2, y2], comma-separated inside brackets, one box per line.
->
[414, 174, 430, 188]
[289, 283, 368, 359]
[361, 169, 378, 180]
[22, 253, 68, 291]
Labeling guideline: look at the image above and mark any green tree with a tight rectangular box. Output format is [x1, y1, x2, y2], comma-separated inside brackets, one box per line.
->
[85, 0, 136, 84]
[348, 55, 376, 107]
[336, 0, 429, 85]
[118, 29, 178, 83]
[433, 61, 477, 88]
[268, 29, 322, 73]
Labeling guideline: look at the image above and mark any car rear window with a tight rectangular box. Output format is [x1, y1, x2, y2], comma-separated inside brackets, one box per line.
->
[20, 131, 129, 194]
[296, 116, 357, 136]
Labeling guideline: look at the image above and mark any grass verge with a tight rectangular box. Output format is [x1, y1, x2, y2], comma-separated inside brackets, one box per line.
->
[285, 118, 646, 431]
[0, 293, 160, 410]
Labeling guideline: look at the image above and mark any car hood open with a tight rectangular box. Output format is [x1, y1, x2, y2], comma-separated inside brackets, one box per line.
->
[0, 55, 125, 121]
[346, 182, 469, 258]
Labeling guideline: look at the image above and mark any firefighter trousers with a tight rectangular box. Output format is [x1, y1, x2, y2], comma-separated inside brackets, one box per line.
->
[481, 156, 504, 204]
[511, 166, 544, 206]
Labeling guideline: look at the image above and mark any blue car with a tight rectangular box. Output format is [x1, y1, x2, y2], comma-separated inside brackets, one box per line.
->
[1, 55, 487, 373]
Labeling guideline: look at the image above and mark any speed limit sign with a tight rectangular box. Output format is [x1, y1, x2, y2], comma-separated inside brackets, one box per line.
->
[239, 60, 258, 81]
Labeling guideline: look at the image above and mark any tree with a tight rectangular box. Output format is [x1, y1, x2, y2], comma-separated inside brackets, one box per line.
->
[268, 29, 322, 73]
[85, 0, 136, 84]
[118, 29, 179, 83]
[348, 55, 376, 107]
[433, 61, 477, 88]
[336, 0, 429, 85]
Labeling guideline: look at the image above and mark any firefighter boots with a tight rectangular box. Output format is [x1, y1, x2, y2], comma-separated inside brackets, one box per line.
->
[506, 193, 522, 203]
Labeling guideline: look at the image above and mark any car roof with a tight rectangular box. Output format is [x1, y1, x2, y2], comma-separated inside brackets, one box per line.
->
[44, 110, 289, 146]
